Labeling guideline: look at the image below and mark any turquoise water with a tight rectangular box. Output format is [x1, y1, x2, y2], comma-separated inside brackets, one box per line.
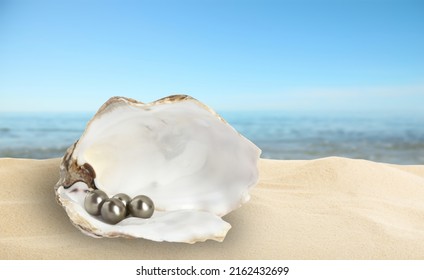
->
[0, 111, 423, 164]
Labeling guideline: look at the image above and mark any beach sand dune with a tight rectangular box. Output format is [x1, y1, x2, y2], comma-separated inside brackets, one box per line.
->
[1, 157, 424, 259]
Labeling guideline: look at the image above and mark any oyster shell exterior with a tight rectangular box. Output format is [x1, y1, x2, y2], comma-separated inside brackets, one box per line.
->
[55, 95, 261, 243]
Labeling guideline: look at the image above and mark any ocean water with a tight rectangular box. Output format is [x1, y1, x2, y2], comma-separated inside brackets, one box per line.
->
[0, 111, 423, 165]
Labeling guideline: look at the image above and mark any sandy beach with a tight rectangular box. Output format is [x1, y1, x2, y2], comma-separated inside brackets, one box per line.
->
[1, 157, 424, 259]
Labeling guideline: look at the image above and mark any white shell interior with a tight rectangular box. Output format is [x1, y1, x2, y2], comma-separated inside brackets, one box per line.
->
[57, 182, 231, 243]
[57, 97, 261, 243]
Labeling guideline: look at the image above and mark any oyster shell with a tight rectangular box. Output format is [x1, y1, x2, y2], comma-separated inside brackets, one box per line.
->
[55, 95, 261, 243]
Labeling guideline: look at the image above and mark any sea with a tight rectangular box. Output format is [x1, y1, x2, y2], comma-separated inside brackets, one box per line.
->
[0, 111, 423, 165]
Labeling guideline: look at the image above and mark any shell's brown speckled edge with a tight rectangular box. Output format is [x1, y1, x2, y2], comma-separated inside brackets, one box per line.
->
[97, 94, 229, 124]
[54, 143, 96, 190]
[54, 143, 76, 205]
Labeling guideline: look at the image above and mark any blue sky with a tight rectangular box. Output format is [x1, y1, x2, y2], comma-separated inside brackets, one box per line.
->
[0, 0, 423, 113]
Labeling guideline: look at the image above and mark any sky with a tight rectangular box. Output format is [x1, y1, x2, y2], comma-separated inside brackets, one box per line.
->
[0, 0, 423, 113]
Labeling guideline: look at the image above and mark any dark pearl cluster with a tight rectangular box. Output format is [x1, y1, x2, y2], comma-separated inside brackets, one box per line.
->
[84, 189, 155, 224]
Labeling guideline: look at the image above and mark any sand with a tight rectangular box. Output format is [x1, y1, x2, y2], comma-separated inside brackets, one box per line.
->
[1, 157, 424, 259]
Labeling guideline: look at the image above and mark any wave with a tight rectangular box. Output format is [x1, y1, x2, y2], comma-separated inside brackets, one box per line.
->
[0, 146, 69, 159]
[1, 112, 423, 164]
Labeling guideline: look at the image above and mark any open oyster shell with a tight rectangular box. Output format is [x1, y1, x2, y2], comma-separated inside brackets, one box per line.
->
[55, 95, 261, 243]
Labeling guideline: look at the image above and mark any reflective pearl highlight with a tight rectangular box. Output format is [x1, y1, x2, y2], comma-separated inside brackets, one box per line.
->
[84, 189, 108, 216]
[112, 193, 131, 215]
[84, 191, 154, 224]
[129, 195, 155, 219]
[112, 193, 131, 206]
[100, 198, 126, 224]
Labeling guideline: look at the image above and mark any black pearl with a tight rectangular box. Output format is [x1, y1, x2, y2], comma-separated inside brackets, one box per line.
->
[100, 198, 126, 224]
[112, 193, 131, 206]
[84, 189, 108, 216]
[112, 193, 131, 215]
[129, 195, 155, 219]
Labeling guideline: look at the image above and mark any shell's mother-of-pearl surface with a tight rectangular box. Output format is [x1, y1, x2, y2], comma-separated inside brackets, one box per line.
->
[54, 95, 261, 243]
